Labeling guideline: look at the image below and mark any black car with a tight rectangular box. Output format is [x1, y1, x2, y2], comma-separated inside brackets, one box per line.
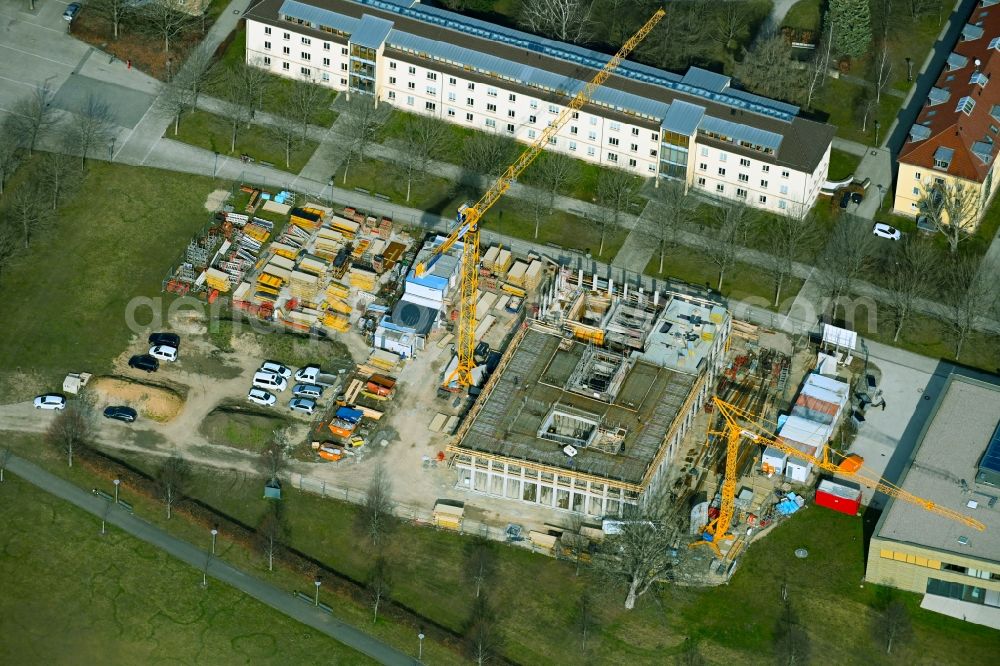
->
[103, 406, 138, 423]
[128, 353, 159, 372]
[148, 332, 180, 348]
[839, 191, 851, 209]
[63, 2, 81, 21]
[850, 191, 864, 205]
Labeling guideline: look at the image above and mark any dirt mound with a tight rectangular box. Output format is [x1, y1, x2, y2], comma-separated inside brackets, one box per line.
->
[89, 376, 185, 422]
[204, 189, 229, 212]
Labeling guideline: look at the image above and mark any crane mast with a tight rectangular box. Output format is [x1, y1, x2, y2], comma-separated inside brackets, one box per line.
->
[415, 8, 666, 389]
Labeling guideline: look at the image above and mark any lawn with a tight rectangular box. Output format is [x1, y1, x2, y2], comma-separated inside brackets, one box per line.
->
[169, 109, 319, 174]
[814, 77, 904, 145]
[0, 474, 371, 665]
[828, 148, 863, 181]
[781, 0, 822, 31]
[210, 26, 339, 127]
[0, 161, 221, 401]
[200, 408, 289, 452]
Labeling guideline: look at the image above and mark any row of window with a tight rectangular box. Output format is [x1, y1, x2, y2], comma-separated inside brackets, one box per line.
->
[697, 163, 791, 194]
[695, 177, 784, 207]
[879, 548, 1000, 581]
[699, 146, 789, 177]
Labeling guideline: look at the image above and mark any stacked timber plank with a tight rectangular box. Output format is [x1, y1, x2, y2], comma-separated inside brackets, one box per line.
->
[289, 270, 320, 299]
[330, 215, 360, 239]
[524, 260, 543, 291]
[205, 267, 231, 292]
[475, 314, 496, 340]
[481, 246, 499, 271]
[314, 227, 343, 259]
[494, 248, 513, 274]
[475, 291, 498, 320]
[321, 312, 350, 333]
[325, 282, 349, 301]
[297, 254, 327, 277]
[349, 266, 377, 292]
[369, 349, 400, 372]
[290, 207, 323, 232]
[507, 261, 528, 287]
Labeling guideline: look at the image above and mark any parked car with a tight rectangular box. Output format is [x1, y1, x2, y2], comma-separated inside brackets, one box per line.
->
[839, 191, 851, 209]
[850, 191, 864, 205]
[259, 361, 291, 379]
[103, 406, 137, 423]
[292, 383, 324, 399]
[872, 223, 902, 240]
[289, 398, 316, 415]
[252, 371, 287, 392]
[128, 354, 159, 373]
[149, 332, 180, 349]
[294, 365, 338, 387]
[63, 3, 81, 21]
[34, 394, 66, 410]
[149, 345, 178, 362]
[247, 388, 277, 407]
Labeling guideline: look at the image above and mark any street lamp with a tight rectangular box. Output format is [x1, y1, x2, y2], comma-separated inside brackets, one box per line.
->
[876, 184, 885, 211]
[109, 137, 116, 162]
[905, 57, 913, 82]
[418, 633, 425, 661]
[113, 478, 121, 504]
[874, 120, 881, 148]
[210, 527, 219, 555]
[213, 151, 219, 178]
[313, 578, 322, 606]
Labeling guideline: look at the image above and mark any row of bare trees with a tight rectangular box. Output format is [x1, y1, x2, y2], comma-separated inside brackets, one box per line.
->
[89, 0, 207, 53]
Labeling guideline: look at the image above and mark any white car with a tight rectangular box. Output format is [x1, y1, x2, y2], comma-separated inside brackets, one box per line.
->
[252, 371, 288, 392]
[872, 223, 902, 241]
[247, 388, 277, 407]
[259, 361, 291, 379]
[289, 398, 316, 415]
[149, 344, 178, 362]
[34, 394, 67, 410]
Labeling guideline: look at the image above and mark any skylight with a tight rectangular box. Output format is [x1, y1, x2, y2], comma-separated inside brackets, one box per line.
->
[957, 96, 976, 115]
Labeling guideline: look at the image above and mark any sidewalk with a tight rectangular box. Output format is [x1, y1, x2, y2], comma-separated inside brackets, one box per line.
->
[4, 453, 418, 666]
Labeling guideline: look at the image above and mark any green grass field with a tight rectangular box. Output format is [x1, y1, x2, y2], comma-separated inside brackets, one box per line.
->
[781, 0, 821, 31]
[0, 474, 371, 665]
[169, 109, 319, 174]
[828, 148, 863, 181]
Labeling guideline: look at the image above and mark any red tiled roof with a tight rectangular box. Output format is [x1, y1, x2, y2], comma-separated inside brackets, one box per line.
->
[899, 2, 1000, 182]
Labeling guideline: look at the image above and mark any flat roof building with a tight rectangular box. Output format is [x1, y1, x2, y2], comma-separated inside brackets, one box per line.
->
[243, 0, 835, 214]
[866, 373, 1000, 629]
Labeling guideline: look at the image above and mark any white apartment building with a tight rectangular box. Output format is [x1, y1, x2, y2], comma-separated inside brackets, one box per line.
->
[244, 0, 835, 214]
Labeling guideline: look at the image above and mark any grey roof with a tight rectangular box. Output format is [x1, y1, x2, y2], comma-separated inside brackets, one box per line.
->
[963, 23, 985, 40]
[875, 375, 1000, 564]
[947, 51, 969, 69]
[681, 68, 730, 93]
[661, 100, 706, 136]
[351, 14, 393, 48]
[909, 123, 932, 142]
[934, 146, 955, 163]
[700, 115, 783, 151]
[279, 0, 358, 31]
[992, 104, 1000, 121]
[928, 86, 951, 105]
[972, 140, 994, 162]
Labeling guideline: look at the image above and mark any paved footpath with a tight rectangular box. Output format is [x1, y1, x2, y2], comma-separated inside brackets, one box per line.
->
[3, 453, 418, 666]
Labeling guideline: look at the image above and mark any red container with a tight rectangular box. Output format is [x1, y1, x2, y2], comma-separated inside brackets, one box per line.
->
[815, 479, 862, 516]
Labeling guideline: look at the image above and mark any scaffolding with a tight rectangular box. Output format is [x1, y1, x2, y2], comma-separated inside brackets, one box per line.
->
[565, 345, 632, 403]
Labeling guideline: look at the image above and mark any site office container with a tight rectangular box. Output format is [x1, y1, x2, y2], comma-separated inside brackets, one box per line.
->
[814, 479, 863, 516]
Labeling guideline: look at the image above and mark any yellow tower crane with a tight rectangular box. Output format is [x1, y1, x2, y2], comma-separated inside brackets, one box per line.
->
[692, 396, 985, 558]
[414, 8, 667, 389]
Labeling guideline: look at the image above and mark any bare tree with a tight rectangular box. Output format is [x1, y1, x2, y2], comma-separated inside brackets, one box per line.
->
[46, 404, 93, 467]
[0, 447, 11, 483]
[857, 92, 878, 134]
[526, 151, 579, 229]
[710, 200, 754, 292]
[806, 21, 834, 109]
[335, 96, 391, 184]
[256, 504, 286, 572]
[287, 77, 325, 139]
[872, 600, 913, 655]
[648, 181, 697, 273]
[678, 637, 705, 666]
[37, 151, 80, 211]
[465, 594, 502, 666]
[574, 589, 597, 654]
[735, 33, 807, 103]
[8, 84, 56, 156]
[159, 76, 196, 136]
[66, 94, 117, 171]
[177, 47, 217, 109]
[89, 0, 136, 39]
[217, 67, 255, 153]
[594, 497, 678, 610]
[367, 555, 391, 623]
[817, 216, 879, 312]
[463, 537, 497, 598]
[917, 180, 981, 254]
[942, 257, 996, 360]
[774, 595, 810, 665]
[0, 133, 21, 195]
[596, 167, 641, 255]
[712, 2, 748, 52]
[7, 181, 43, 249]
[906, 0, 938, 22]
[155, 455, 190, 519]
[140, 0, 197, 53]
[873, 37, 893, 104]
[395, 114, 450, 202]
[258, 440, 287, 486]
[357, 463, 394, 549]
[765, 209, 820, 307]
[461, 131, 515, 181]
[0, 216, 18, 278]
[882, 238, 938, 341]
[269, 113, 301, 169]
[518, 0, 593, 44]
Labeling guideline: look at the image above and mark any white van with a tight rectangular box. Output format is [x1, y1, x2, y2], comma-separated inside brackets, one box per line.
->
[252, 371, 287, 392]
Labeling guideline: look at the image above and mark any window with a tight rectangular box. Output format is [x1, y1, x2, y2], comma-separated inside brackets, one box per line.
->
[341, 78, 347, 85]
[569, 141, 577, 151]
[263, 56, 271, 65]
[487, 87, 497, 97]
[447, 92, 455, 102]
[609, 137, 619, 146]
[992, 124, 1000, 134]
[282, 46, 290, 55]
[408, 66, 416, 74]
[323, 42, 330, 51]
[716, 184, 725, 193]
[507, 123, 515, 133]
[935, 176, 945, 184]
[468, 82, 475, 90]
[698, 163, 707, 171]
[697, 177, 706, 186]
[507, 109, 515, 118]
[301, 52, 310, 61]
[650, 149, 658, 157]
[778, 200, 787, 210]
[609, 121, 620, 131]
[529, 115, 537, 124]
[390, 76, 397, 85]
[323, 57, 330, 66]
[264, 41, 271, 50]
[427, 72, 437, 81]
[781, 169, 790, 178]
[486, 118, 496, 128]
[630, 143, 638, 152]
[528, 129, 537, 139]
[759, 195, 767, 204]
[719, 153, 728, 162]
[957, 96, 976, 114]
[408, 82, 415, 90]
[779, 185, 789, 195]
[548, 104, 559, 114]
[426, 86, 436, 95]
[632, 127, 640, 136]
[283, 31, 289, 40]
[388, 91, 395, 100]
[466, 112, 473, 121]
[762, 165, 770, 173]
[912, 187, 920, 195]
[588, 131, 597, 141]
[587, 146, 596, 157]
[718, 167, 726, 176]
[321, 72, 329, 82]
[701, 147, 709, 157]
[740, 158, 750, 167]
[548, 137, 557, 145]
[426, 101, 436, 111]
[264, 26, 271, 35]
[760, 180, 768, 188]
[509, 93, 517, 102]
[486, 103, 496, 112]
[914, 171, 921, 179]
[406, 95, 414, 106]
[652, 132, 659, 141]
[628, 158, 637, 167]
[738, 174, 749, 183]
[466, 97, 474, 106]
[300, 66, 311, 76]
[530, 100, 539, 110]
[447, 108, 455, 117]
[448, 77, 456, 85]
[345, 47, 351, 56]
[736, 188, 747, 198]
[301, 37, 311, 45]
[590, 116, 598, 125]
[607, 152, 618, 162]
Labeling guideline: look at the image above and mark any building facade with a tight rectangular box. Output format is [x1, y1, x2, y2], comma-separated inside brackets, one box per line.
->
[893, 0, 1000, 224]
[244, 0, 835, 214]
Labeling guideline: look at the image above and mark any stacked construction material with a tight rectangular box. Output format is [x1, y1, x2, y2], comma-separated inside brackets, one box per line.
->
[325, 281, 350, 301]
[494, 248, 513, 274]
[507, 261, 528, 288]
[205, 267, 231, 292]
[369, 349, 400, 373]
[352, 239, 370, 260]
[372, 216, 392, 239]
[297, 253, 327, 278]
[289, 270, 320, 300]
[331, 246, 351, 279]
[243, 222, 271, 244]
[349, 266, 377, 292]
[475, 314, 496, 340]
[475, 291, 498, 320]
[270, 241, 300, 260]
[321, 311, 350, 333]
[481, 245, 499, 271]
[225, 212, 249, 227]
[314, 227, 343, 259]
[290, 207, 323, 232]
[330, 215, 360, 239]
[524, 260, 543, 291]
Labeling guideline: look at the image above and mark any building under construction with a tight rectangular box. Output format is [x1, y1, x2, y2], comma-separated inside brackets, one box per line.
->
[449, 281, 731, 518]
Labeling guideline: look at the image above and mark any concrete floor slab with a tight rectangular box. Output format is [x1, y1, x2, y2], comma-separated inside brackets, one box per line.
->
[51, 74, 154, 128]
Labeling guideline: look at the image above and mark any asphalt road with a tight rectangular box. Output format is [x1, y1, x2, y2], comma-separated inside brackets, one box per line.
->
[3, 452, 418, 666]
